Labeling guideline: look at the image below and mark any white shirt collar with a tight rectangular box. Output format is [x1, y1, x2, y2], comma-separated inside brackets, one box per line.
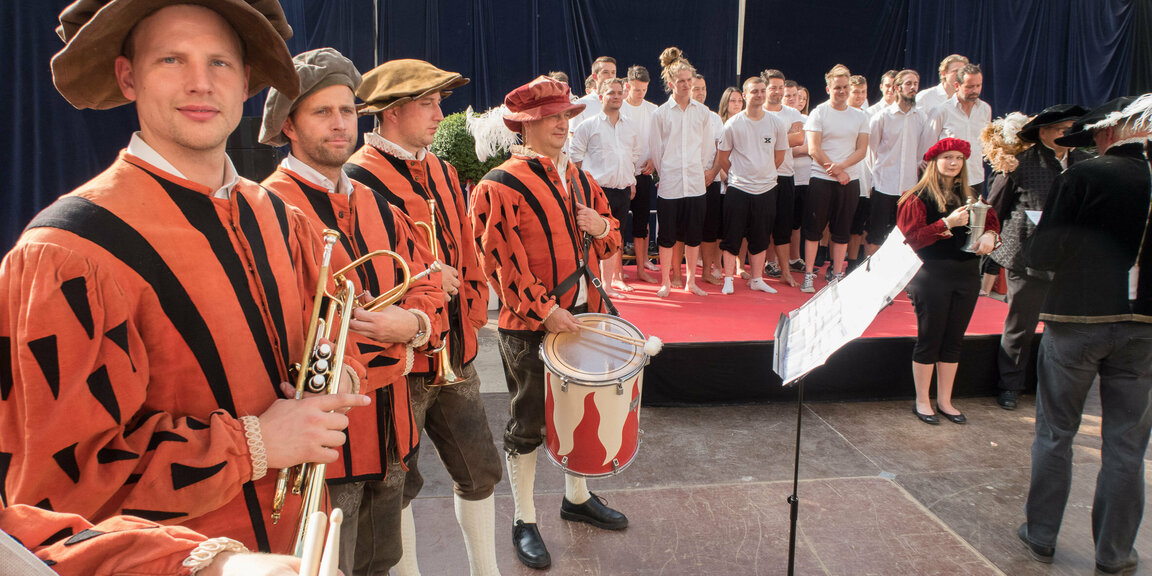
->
[127, 132, 240, 199]
[365, 132, 426, 161]
[281, 153, 354, 197]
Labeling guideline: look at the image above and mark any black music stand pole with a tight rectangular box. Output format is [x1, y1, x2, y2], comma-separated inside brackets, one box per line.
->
[786, 374, 805, 576]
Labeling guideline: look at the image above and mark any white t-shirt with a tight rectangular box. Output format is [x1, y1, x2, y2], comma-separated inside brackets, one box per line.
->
[622, 99, 659, 173]
[718, 111, 789, 194]
[764, 104, 805, 177]
[706, 110, 724, 182]
[792, 114, 812, 186]
[570, 93, 602, 132]
[804, 102, 871, 182]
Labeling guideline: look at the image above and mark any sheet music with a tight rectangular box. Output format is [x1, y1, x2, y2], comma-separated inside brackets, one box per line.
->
[773, 228, 923, 385]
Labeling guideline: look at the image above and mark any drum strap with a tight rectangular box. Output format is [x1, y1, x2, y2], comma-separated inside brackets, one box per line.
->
[549, 232, 618, 316]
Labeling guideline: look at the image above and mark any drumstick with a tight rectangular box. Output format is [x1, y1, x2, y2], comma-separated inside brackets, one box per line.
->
[298, 511, 328, 576]
[317, 509, 343, 576]
[578, 325, 663, 356]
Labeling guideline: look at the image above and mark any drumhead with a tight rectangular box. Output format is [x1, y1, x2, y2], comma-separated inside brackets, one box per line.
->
[541, 313, 646, 385]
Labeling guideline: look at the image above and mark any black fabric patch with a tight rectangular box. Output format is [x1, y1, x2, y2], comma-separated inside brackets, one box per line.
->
[24, 195, 238, 415]
[60, 277, 94, 339]
[171, 461, 227, 490]
[124, 473, 142, 485]
[40, 527, 73, 547]
[147, 430, 188, 451]
[0, 336, 12, 401]
[0, 451, 11, 507]
[367, 355, 400, 368]
[96, 448, 139, 464]
[104, 321, 136, 372]
[185, 416, 209, 430]
[242, 483, 271, 552]
[52, 444, 80, 484]
[86, 366, 120, 424]
[356, 342, 385, 355]
[121, 508, 187, 522]
[34, 498, 51, 510]
[27, 335, 60, 399]
[124, 410, 160, 437]
[43, 559, 56, 567]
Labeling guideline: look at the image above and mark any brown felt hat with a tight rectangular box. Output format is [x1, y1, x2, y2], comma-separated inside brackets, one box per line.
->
[259, 48, 362, 147]
[502, 76, 585, 133]
[356, 59, 469, 115]
[51, 0, 298, 110]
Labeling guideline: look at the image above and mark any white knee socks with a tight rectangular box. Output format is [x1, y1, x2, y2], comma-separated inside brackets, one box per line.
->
[506, 450, 538, 524]
[394, 504, 421, 576]
[564, 474, 591, 505]
[455, 494, 502, 576]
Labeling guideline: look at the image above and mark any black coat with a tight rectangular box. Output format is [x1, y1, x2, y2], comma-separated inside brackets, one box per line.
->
[1023, 141, 1152, 322]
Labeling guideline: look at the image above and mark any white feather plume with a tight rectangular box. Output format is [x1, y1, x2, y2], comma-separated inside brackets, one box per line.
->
[999, 112, 1030, 146]
[465, 105, 519, 162]
[1087, 93, 1152, 131]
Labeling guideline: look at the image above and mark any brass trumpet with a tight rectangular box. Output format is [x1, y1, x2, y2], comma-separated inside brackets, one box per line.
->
[413, 199, 463, 386]
[271, 228, 441, 557]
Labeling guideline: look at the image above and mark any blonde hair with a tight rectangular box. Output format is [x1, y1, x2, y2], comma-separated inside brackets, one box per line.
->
[898, 156, 975, 212]
[849, 75, 867, 87]
[824, 64, 850, 86]
[659, 47, 695, 92]
[938, 54, 969, 81]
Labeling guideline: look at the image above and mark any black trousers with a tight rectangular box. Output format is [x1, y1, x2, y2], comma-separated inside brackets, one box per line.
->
[997, 268, 1048, 391]
[908, 258, 980, 364]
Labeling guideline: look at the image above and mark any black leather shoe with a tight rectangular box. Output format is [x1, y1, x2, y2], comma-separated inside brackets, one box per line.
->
[997, 390, 1020, 410]
[913, 408, 939, 425]
[1096, 551, 1139, 575]
[1018, 522, 1054, 564]
[937, 405, 967, 424]
[512, 521, 551, 569]
[560, 493, 628, 530]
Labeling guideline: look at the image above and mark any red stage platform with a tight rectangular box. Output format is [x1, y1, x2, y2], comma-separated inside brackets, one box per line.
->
[613, 263, 1026, 405]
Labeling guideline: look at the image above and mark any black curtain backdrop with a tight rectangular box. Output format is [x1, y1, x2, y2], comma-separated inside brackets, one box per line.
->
[3, 0, 1144, 250]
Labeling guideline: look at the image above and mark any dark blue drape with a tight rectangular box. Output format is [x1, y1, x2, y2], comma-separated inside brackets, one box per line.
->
[3, 0, 1142, 250]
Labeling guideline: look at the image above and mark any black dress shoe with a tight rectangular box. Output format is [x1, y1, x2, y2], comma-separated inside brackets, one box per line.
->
[1018, 522, 1054, 563]
[913, 408, 940, 425]
[937, 405, 967, 424]
[560, 493, 628, 530]
[997, 390, 1020, 410]
[512, 520, 551, 569]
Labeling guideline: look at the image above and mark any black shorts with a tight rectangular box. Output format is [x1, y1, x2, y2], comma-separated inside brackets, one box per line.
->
[720, 186, 776, 255]
[866, 192, 899, 246]
[602, 186, 631, 234]
[850, 195, 871, 235]
[792, 184, 807, 231]
[630, 174, 654, 239]
[773, 176, 795, 245]
[702, 180, 723, 242]
[656, 195, 707, 248]
[803, 178, 859, 244]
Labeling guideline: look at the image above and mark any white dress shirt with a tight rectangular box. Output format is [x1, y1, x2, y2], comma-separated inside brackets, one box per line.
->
[569, 112, 640, 190]
[705, 110, 724, 182]
[915, 83, 949, 112]
[649, 97, 714, 199]
[927, 95, 992, 186]
[622, 98, 659, 172]
[280, 153, 354, 197]
[868, 103, 931, 196]
[127, 132, 240, 199]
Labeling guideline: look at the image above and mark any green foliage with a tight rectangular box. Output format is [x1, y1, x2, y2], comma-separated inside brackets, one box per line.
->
[430, 112, 508, 184]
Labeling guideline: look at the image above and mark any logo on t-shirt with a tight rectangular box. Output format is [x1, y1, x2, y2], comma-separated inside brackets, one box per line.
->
[763, 137, 773, 144]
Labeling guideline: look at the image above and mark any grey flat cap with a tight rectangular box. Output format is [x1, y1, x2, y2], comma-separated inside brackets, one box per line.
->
[260, 47, 362, 147]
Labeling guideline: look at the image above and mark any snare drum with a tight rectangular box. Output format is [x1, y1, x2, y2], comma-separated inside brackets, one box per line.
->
[540, 313, 649, 477]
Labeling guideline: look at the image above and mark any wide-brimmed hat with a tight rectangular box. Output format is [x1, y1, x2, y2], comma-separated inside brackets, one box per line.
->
[259, 48, 361, 147]
[356, 59, 469, 115]
[1017, 104, 1088, 143]
[1054, 96, 1137, 148]
[502, 76, 586, 133]
[924, 137, 971, 162]
[51, 0, 297, 110]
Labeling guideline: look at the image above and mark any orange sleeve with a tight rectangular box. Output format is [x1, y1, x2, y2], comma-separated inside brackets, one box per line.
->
[391, 204, 445, 351]
[581, 173, 622, 261]
[0, 242, 254, 525]
[449, 166, 490, 330]
[0, 505, 207, 576]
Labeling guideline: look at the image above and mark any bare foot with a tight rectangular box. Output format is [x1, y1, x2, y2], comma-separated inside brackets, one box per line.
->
[604, 287, 621, 298]
[637, 270, 659, 284]
[782, 273, 799, 288]
[671, 278, 685, 289]
[611, 281, 634, 293]
[739, 270, 751, 280]
[656, 285, 671, 298]
[704, 274, 723, 286]
[686, 283, 708, 296]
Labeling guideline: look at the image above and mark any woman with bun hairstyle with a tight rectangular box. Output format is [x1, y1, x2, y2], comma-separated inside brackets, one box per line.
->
[897, 137, 1001, 425]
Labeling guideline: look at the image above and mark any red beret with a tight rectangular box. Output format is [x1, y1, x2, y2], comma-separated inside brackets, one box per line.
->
[502, 76, 586, 133]
[924, 137, 971, 162]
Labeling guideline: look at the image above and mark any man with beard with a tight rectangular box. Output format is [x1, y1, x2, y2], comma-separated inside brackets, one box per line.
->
[761, 69, 805, 287]
[917, 54, 968, 111]
[866, 69, 932, 255]
[259, 50, 445, 575]
[928, 64, 992, 197]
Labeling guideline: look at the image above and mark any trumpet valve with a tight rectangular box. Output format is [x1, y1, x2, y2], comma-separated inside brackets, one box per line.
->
[316, 342, 333, 358]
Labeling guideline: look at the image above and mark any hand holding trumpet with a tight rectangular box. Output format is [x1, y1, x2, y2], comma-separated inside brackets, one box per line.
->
[258, 386, 369, 470]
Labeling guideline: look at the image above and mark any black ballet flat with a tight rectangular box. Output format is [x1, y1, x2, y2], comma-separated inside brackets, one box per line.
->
[937, 406, 967, 424]
[913, 408, 940, 425]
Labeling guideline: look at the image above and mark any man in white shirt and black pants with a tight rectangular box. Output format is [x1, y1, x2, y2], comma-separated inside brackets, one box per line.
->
[867, 69, 931, 255]
[714, 76, 789, 295]
[927, 63, 991, 197]
[571, 77, 641, 296]
[623, 65, 660, 284]
[801, 64, 871, 292]
[916, 54, 969, 112]
[762, 69, 807, 287]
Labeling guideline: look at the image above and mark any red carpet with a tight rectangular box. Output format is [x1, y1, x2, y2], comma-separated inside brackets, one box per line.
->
[614, 263, 1011, 345]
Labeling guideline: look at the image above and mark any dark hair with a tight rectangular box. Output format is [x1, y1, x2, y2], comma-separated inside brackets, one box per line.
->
[547, 70, 569, 84]
[627, 65, 650, 83]
[761, 69, 786, 82]
[956, 63, 982, 84]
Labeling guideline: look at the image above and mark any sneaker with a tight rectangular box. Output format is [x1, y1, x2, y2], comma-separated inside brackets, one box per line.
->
[721, 277, 734, 295]
[825, 267, 837, 283]
[829, 272, 845, 283]
[789, 258, 806, 272]
[765, 261, 783, 278]
[800, 273, 816, 293]
[749, 278, 777, 294]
